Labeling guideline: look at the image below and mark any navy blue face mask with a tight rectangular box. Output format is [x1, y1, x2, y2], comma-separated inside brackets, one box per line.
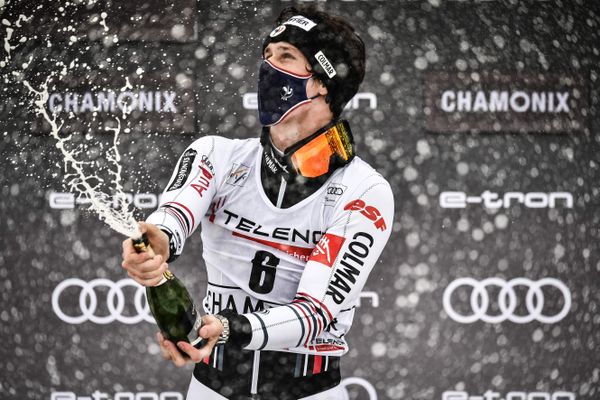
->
[258, 60, 320, 126]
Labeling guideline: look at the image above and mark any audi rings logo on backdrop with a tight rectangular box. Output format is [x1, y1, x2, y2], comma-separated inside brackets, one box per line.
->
[443, 278, 571, 324]
[52, 278, 154, 324]
[53, 277, 381, 325]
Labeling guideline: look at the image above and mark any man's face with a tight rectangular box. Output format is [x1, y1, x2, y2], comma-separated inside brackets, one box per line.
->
[262, 41, 327, 121]
[263, 42, 312, 76]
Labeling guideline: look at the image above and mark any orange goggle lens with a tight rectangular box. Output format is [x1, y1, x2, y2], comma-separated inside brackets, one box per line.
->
[289, 123, 353, 178]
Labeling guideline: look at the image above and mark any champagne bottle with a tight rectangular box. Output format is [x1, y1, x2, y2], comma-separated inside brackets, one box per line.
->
[132, 234, 205, 355]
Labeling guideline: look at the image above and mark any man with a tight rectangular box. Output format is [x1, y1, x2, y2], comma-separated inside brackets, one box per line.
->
[122, 5, 394, 400]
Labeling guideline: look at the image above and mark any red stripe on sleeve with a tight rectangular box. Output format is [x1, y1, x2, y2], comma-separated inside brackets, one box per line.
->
[297, 292, 334, 322]
[164, 208, 188, 236]
[291, 302, 312, 347]
[296, 299, 322, 335]
[171, 201, 196, 229]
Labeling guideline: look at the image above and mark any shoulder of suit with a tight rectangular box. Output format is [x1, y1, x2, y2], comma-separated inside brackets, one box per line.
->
[188, 135, 259, 152]
[334, 156, 391, 189]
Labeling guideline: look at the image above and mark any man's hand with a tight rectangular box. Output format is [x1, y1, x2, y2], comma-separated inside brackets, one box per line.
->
[121, 222, 170, 287]
[156, 315, 225, 367]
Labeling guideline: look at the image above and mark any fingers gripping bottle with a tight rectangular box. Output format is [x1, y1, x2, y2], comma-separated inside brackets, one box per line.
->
[132, 234, 205, 356]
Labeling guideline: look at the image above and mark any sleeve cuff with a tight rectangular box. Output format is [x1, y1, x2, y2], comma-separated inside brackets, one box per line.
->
[146, 210, 186, 257]
[158, 227, 180, 264]
[217, 309, 252, 349]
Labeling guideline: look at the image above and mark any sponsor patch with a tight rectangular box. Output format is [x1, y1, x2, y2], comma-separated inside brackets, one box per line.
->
[226, 163, 252, 187]
[284, 15, 317, 31]
[270, 25, 286, 37]
[233, 231, 313, 262]
[307, 338, 346, 352]
[326, 232, 374, 305]
[324, 183, 346, 206]
[310, 233, 345, 267]
[207, 196, 227, 223]
[201, 155, 215, 174]
[344, 199, 387, 231]
[190, 160, 214, 198]
[314, 51, 336, 78]
[167, 149, 197, 191]
[308, 343, 345, 352]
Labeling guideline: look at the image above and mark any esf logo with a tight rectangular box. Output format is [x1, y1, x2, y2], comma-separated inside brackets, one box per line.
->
[49, 192, 160, 209]
[344, 199, 387, 231]
[442, 390, 575, 400]
[439, 191, 573, 209]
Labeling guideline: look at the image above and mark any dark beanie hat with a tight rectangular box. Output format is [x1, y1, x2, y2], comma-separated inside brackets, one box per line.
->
[262, 7, 366, 118]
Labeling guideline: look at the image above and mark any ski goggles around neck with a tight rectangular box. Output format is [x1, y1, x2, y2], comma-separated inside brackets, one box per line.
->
[284, 120, 355, 178]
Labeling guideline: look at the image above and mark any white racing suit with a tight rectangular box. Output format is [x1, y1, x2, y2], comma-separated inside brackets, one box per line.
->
[146, 135, 394, 400]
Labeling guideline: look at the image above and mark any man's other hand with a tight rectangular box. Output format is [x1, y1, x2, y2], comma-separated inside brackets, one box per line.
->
[156, 315, 225, 367]
[121, 222, 170, 287]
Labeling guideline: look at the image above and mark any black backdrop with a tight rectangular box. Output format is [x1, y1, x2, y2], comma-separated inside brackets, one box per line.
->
[1, 1, 599, 399]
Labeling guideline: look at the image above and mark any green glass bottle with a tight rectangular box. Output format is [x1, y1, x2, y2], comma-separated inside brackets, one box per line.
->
[132, 234, 205, 356]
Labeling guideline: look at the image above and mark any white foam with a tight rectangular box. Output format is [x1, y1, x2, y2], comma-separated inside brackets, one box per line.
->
[24, 79, 141, 239]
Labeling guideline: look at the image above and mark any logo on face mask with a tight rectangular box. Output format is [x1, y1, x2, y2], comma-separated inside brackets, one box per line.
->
[280, 85, 294, 100]
[258, 60, 318, 126]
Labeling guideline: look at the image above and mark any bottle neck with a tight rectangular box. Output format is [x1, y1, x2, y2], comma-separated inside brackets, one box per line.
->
[154, 270, 174, 286]
[155, 277, 168, 286]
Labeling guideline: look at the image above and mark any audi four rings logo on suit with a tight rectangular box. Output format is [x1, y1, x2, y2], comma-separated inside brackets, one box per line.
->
[443, 277, 571, 324]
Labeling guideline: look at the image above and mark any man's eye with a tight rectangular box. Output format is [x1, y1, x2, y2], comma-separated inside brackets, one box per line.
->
[282, 53, 295, 59]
